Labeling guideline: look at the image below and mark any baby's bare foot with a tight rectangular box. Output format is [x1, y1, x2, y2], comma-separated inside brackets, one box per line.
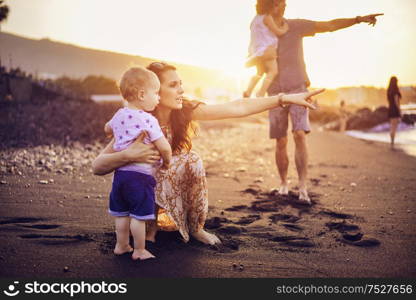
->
[132, 249, 155, 260]
[113, 244, 133, 255]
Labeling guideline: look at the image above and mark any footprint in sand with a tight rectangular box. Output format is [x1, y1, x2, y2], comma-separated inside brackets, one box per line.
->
[20, 224, 61, 230]
[342, 232, 363, 242]
[243, 226, 274, 239]
[283, 240, 315, 248]
[0, 217, 45, 225]
[224, 205, 248, 212]
[19, 233, 93, 245]
[250, 200, 280, 212]
[319, 210, 354, 219]
[270, 235, 315, 248]
[318, 163, 355, 169]
[241, 188, 260, 196]
[3, 217, 93, 246]
[204, 217, 232, 229]
[341, 237, 380, 247]
[0, 217, 61, 232]
[325, 221, 360, 232]
[233, 214, 261, 225]
[324, 219, 381, 247]
[282, 223, 304, 232]
[216, 225, 243, 235]
[269, 214, 300, 224]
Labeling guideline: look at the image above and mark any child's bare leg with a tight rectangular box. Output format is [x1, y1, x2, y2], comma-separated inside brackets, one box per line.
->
[256, 59, 278, 97]
[114, 216, 133, 255]
[244, 63, 265, 98]
[145, 205, 159, 242]
[244, 74, 262, 98]
[130, 218, 155, 260]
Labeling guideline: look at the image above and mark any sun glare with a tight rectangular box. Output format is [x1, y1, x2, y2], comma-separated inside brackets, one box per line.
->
[2, 0, 416, 88]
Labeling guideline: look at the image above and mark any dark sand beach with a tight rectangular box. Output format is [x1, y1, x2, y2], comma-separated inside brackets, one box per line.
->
[1, 114, 415, 278]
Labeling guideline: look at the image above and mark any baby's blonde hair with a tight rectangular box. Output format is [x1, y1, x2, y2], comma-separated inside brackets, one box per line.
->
[119, 66, 158, 102]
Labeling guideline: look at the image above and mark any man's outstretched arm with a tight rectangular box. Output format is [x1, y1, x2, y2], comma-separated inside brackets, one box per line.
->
[315, 13, 383, 33]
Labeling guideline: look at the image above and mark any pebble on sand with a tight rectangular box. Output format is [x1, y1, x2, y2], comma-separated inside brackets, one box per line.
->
[254, 177, 264, 183]
[0, 181, 6, 184]
[39, 180, 49, 184]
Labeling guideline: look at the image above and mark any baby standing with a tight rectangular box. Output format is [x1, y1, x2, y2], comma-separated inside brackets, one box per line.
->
[105, 67, 172, 260]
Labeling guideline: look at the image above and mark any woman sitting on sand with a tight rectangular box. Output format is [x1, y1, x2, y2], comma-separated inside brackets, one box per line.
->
[92, 62, 323, 245]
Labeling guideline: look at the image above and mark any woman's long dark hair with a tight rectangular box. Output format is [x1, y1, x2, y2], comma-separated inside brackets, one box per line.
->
[387, 76, 402, 98]
[147, 62, 199, 154]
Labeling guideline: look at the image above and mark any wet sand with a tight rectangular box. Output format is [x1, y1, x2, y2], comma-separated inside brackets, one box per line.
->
[1, 115, 415, 278]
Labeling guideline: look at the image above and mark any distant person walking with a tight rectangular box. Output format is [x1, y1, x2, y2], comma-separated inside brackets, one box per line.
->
[339, 100, 348, 132]
[387, 76, 402, 148]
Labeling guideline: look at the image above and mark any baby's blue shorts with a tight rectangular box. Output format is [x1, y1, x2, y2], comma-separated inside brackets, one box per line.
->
[109, 170, 156, 220]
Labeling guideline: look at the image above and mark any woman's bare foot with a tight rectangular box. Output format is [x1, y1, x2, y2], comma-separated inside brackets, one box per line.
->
[192, 229, 221, 245]
[145, 223, 158, 243]
[113, 244, 133, 255]
[145, 233, 156, 243]
[132, 249, 155, 260]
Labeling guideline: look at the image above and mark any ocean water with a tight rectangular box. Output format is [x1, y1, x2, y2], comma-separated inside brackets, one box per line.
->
[345, 104, 416, 156]
[346, 122, 416, 157]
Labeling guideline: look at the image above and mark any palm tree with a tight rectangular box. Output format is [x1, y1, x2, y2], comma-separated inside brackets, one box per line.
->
[0, 1, 9, 67]
[0, 1, 9, 25]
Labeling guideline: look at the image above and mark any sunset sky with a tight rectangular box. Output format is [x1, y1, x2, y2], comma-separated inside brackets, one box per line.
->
[2, 0, 416, 88]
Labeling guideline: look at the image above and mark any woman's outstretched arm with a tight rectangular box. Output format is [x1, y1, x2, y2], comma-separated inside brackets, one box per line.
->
[92, 133, 161, 175]
[192, 89, 323, 121]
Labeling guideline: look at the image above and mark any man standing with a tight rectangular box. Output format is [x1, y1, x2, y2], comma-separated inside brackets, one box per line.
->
[268, 0, 382, 204]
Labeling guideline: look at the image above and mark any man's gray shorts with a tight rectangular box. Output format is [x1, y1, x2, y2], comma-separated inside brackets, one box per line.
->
[269, 85, 311, 139]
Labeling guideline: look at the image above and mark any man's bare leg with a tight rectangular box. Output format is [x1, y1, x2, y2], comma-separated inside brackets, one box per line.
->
[275, 137, 289, 195]
[293, 130, 310, 204]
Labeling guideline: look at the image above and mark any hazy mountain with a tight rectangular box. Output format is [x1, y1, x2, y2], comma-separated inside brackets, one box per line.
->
[2, 32, 414, 105]
[0, 31, 239, 97]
